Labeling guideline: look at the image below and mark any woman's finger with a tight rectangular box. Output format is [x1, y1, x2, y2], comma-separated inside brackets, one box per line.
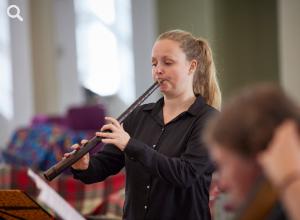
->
[105, 117, 121, 128]
[121, 123, 125, 130]
[96, 131, 116, 139]
[63, 153, 70, 159]
[71, 143, 80, 150]
[101, 138, 116, 145]
[81, 139, 88, 145]
[100, 123, 117, 132]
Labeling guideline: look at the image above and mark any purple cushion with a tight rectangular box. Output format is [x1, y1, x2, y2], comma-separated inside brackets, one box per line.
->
[67, 104, 106, 131]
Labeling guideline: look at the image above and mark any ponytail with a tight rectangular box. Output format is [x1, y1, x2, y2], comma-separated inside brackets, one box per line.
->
[193, 38, 221, 110]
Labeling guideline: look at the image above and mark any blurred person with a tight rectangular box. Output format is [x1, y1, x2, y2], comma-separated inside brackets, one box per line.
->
[258, 120, 300, 220]
[65, 29, 221, 220]
[204, 84, 300, 220]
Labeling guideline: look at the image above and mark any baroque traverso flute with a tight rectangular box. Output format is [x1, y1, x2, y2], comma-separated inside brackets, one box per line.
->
[44, 82, 159, 181]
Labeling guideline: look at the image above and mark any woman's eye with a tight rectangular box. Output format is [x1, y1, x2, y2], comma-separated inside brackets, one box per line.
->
[152, 63, 157, 67]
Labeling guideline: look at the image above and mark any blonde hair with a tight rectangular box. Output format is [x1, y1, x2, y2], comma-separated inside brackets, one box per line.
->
[157, 30, 222, 110]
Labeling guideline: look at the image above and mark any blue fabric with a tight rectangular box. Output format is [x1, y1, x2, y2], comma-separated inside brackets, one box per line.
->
[2, 124, 98, 171]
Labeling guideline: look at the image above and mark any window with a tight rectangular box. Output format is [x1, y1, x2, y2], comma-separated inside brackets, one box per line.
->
[0, 0, 13, 119]
[74, 0, 135, 104]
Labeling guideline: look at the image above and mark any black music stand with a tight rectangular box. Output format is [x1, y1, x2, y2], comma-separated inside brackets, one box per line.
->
[0, 190, 53, 220]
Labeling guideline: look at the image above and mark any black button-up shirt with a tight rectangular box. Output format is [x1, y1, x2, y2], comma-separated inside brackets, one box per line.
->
[72, 96, 216, 220]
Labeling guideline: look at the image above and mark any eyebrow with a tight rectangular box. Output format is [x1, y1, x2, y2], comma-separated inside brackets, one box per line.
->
[152, 55, 174, 62]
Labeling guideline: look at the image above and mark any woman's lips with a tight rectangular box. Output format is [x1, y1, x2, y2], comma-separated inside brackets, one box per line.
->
[157, 79, 166, 84]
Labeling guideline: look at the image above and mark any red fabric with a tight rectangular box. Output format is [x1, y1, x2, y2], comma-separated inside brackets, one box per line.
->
[0, 165, 125, 217]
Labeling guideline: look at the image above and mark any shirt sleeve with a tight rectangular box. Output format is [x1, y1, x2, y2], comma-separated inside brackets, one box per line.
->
[123, 114, 214, 188]
[71, 143, 125, 184]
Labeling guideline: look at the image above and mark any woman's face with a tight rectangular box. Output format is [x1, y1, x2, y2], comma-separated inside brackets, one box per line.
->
[151, 39, 196, 96]
[209, 144, 261, 210]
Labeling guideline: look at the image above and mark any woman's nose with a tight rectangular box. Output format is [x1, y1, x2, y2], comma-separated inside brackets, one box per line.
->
[217, 176, 230, 193]
[153, 64, 163, 75]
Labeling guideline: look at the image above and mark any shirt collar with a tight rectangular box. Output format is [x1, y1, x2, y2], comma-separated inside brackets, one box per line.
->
[143, 95, 207, 117]
[187, 95, 207, 116]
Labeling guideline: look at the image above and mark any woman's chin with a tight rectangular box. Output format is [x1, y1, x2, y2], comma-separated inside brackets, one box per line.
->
[159, 85, 169, 93]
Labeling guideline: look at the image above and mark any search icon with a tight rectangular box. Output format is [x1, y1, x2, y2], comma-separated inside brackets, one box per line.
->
[7, 5, 23, 22]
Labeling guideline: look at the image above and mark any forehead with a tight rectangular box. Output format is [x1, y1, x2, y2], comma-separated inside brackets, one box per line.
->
[210, 143, 242, 164]
[152, 39, 184, 57]
[209, 143, 259, 171]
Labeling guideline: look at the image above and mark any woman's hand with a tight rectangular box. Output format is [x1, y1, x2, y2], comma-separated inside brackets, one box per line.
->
[257, 120, 300, 187]
[63, 139, 90, 170]
[96, 117, 130, 151]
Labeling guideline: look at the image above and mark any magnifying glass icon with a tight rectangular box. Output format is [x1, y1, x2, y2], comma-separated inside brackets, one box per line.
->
[7, 5, 23, 22]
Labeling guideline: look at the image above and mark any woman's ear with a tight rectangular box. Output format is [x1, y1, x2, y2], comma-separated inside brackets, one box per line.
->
[189, 59, 197, 75]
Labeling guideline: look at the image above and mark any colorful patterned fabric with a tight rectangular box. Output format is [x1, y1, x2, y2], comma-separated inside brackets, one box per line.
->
[2, 124, 100, 171]
[0, 164, 125, 217]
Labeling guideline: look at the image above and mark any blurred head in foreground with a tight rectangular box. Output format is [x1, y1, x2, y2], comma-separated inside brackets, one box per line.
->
[204, 83, 300, 209]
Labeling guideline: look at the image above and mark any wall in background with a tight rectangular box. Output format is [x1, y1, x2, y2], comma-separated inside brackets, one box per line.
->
[30, 0, 83, 115]
[0, 0, 34, 148]
[278, 0, 300, 104]
[131, 0, 159, 105]
[213, 0, 279, 98]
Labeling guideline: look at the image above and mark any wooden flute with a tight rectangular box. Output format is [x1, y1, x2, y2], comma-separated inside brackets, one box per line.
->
[44, 82, 159, 181]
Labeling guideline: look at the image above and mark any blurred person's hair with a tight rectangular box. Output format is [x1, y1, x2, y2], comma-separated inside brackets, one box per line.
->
[157, 30, 222, 110]
[204, 83, 300, 158]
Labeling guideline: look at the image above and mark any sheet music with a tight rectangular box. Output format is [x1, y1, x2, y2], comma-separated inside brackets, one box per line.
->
[27, 169, 85, 220]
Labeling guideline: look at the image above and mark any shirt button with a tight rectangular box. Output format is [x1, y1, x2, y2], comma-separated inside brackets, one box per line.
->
[146, 185, 150, 189]
[161, 127, 164, 131]
[152, 144, 156, 148]
[144, 205, 147, 209]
